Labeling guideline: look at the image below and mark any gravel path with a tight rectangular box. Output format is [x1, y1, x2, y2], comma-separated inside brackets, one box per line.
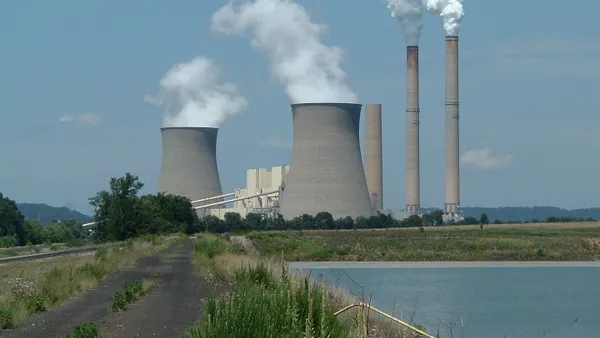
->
[2, 239, 224, 338]
[98, 240, 225, 337]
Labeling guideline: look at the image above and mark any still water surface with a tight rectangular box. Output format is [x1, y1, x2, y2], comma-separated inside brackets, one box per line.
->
[290, 262, 600, 338]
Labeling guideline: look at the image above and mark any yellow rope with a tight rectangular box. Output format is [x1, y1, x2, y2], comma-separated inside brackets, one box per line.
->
[334, 302, 435, 338]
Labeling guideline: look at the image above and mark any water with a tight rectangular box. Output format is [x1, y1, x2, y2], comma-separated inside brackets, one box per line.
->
[290, 262, 600, 338]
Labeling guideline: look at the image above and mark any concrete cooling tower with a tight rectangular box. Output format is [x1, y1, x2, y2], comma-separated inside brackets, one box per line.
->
[364, 104, 383, 211]
[157, 127, 223, 217]
[444, 36, 460, 214]
[278, 103, 374, 220]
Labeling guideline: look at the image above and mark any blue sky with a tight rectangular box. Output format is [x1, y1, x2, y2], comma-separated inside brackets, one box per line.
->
[1, 0, 598, 215]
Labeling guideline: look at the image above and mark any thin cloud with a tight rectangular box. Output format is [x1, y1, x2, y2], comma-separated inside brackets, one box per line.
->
[460, 148, 513, 171]
[58, 113, 101, 126]
[260, 136, 292, 150]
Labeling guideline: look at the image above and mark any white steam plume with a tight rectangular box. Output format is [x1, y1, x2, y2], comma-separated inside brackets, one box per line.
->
[145, 57, 248, 128]
[386, 0, 424, 46]
[211, 0, 358, 104]
[423, 0, 464, 36]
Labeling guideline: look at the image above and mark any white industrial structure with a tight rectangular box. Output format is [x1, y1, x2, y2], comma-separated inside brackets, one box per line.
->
[192, 165, 289, 220]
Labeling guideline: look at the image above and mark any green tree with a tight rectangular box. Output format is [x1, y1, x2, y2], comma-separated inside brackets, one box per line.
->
[224, 212, 244, 231]
[479, 213, 489, 225]
[23, 220, 45, 244]
[0, 192, 26, 246]
[89, 173, 145, 241]
[314, 212, 335, 229]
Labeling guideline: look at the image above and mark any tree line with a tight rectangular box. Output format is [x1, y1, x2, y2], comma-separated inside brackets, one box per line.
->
[1, 173, 597, 247]
[0, 193, 88, 247]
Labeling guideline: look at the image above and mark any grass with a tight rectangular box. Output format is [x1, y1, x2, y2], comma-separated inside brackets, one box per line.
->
[0, 235, 180, 329]
[247, 226, 600, 261]
[185, 235, 425, 338]
[63, 322, 100, 338]
[110, 277, 158, 313]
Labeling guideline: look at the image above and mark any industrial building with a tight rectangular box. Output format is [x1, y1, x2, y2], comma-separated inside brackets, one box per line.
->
[206, 165, 289, 219]
[156, 38, 465, 223]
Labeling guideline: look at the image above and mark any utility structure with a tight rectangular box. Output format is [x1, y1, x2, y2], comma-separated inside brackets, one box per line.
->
[364, 104, 383, 210]
[157, 127, 223, 217]
[406, 45, 420, 215]
[444, 36, 460, 214]
[278, 103, 374, 219]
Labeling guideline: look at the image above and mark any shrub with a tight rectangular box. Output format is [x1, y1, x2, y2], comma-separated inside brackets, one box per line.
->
[64, 322, 100, 338]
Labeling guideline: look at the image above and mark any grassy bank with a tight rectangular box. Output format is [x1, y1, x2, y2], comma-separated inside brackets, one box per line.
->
[247, 226, 600, 261]
[0, 234, 181, 329]
[185, 234, 427, 338]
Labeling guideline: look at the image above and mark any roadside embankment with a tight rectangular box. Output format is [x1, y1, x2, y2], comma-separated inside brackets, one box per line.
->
[184, 234, 428, 338]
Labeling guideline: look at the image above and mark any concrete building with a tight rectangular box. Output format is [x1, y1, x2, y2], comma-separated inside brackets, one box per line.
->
[444, 36, 460, 215]
[279, 102, 374, 219]
[157, 127, 223, 217]
[364, 104, 383, 211]
[206, 165, 289, 219]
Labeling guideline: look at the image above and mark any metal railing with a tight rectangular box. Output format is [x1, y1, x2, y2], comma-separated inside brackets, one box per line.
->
[335, 302, 435, 338]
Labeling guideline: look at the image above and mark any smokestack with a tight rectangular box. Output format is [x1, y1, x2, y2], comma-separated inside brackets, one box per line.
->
[279, 103, 374, 219]
[406, 46, 420, 215]
[364, 104, 383, 210]
[157, 127, 223, 217]
[444, 36, 460, 214]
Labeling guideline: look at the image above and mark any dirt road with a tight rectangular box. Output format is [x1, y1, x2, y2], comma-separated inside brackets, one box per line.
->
[2, 239, 222, 338]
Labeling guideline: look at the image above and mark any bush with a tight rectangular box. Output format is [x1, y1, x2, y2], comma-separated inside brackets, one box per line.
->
[64, 322, 100, 338]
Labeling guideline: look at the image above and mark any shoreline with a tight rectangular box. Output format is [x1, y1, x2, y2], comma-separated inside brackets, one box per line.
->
[289, 261, 600, 269]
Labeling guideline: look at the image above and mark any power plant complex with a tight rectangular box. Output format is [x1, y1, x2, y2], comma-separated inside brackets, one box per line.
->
[156, 38, 464, 222]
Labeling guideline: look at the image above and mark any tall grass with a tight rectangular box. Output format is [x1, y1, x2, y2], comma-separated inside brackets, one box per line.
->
[186, 235, 422, 338]
[185, 260, 352, 338]
[0, 235, 179, 329]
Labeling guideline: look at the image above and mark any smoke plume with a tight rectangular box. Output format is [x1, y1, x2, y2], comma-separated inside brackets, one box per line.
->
[386, 0, 424, 46]
[146, 57, 248, 128]
[423, 0, 464, 36]
[211, 0, 358, 104]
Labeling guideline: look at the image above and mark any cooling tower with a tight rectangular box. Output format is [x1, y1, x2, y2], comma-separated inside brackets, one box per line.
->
[364, 104, 383, 210]
[406, 46, 420, 215]
[278, 103, 374, 220]
[157, 127, 223, 217]
[444, 36, 460, 214]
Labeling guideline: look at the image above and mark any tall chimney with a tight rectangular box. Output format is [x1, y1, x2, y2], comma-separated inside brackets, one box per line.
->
[364, 104, 383, 210]
[444, 36, 460, 214]
[406, 46, 420, 215]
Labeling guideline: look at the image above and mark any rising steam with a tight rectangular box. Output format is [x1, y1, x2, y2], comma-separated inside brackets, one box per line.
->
[211, 0, 358, 104]
[145, 57, 248, 127]
[386, 0, 424, 46]
[423, 0, 464, 36]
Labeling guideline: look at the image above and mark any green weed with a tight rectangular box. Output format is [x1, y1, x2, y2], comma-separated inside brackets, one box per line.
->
[64, 322, 100, 338]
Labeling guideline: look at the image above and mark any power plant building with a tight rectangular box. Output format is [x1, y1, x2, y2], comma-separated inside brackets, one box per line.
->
[207, 165, 288, 219]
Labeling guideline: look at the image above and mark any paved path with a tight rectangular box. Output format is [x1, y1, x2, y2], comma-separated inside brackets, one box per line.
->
[2, 239, 224, 338]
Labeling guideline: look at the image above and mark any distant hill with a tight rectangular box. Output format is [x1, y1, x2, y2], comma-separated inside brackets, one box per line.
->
[16, 203, 92, 225]
[422, 206, 600, 222]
